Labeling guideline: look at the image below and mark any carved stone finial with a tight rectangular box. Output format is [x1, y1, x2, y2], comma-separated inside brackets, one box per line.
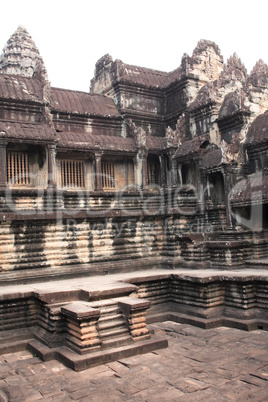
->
[192, 39, 222, 58]
[126, 119, 147, 148]
[165, 114, 186, 148]
[248, 60, 268, 88]
[220, 132, 243, 164]
[220, 53, 247, 84]
[185, 39, 224, 82]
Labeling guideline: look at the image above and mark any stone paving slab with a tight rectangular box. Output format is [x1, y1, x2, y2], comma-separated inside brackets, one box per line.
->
[0, 322, 267, 401]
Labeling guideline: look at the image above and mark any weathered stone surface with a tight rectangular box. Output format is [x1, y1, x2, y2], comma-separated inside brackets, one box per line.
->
[0, 323, 267, 399]
[0, 26, 267, 371]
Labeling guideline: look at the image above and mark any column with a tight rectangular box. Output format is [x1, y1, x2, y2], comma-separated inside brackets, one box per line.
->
[223, 167, 233, 228]
[159, 155, 167, 188]
[0, 140, 7, 190]
[141, 150, 148, 189]
[169, 153, 178, 188]
[177, 164, 182, 185]
[95, 153, 103, 191]
[47, 144, 57, 188]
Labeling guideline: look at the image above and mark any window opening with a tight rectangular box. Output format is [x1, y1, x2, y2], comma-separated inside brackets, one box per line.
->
[148, 157, 160, 185]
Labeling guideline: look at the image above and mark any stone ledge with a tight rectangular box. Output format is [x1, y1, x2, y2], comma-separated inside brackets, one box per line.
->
[61, 302, 100, 320]
[147, 310, 268, 331]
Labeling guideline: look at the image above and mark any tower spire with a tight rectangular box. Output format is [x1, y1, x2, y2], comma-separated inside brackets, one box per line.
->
[0, 25, 47, 79]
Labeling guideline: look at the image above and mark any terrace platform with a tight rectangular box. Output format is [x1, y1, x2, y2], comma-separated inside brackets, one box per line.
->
[0, 267, 267, 371]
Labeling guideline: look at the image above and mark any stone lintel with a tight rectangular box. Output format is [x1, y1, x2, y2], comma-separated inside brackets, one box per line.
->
[61, 302, 100, 320]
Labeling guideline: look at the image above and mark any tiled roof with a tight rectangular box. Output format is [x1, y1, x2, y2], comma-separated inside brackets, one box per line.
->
[174, 135, 209, 158]
[245, 111, 268, 146]
[51, 88, 121, 118]
[146, 136, 165, 150]
[230, 174, 268, 205]
[188, 83, 217, 111]
[118, 64, 166, 88]
[57, 132, 165, 153]
[58, 132, 135, 152]
[164, 66, 184, 87]
[0, 74, 43, 102]
[0, 121, 55, 142]
[118, 63, 185, 89]
[201, 148, 222, 169]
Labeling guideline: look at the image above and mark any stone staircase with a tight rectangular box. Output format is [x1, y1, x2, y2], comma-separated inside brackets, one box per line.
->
[90, 299, 132, 349]
[26, 295, 167, 371]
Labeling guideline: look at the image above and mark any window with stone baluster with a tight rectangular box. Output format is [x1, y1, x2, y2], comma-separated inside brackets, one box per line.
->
[6, 151, 30, 185]
[60, 159, 85, 188]
[101, 161, 115, 189]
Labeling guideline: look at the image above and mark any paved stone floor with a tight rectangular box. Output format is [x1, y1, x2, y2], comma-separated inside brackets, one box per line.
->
[0, 322, 267, 401]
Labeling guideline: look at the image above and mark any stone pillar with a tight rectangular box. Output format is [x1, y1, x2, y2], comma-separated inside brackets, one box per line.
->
[47, 144, 57, 188]
[223, 167, 233, 228]
[135, 150, 148, 189]
[194, 158, 204, 210]
[177, 164, 182, 184]
[135, 152, 142, 189]
[95, 153, 103, 191]
[0, 140, 7, 190]
[159, 155, 166, 188]
[117, 297, 151, 341]
[169, 154, 178, 187]
[141, 151, 148, 189]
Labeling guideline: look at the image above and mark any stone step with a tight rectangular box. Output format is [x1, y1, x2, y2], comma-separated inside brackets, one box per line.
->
[98, 318, 126, 331]
[101, 334, 132, 349]
[98, 313, 122, 323]
[99, 326, 130, 340]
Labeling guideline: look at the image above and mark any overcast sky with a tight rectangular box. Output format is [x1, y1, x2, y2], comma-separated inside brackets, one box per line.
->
[0, 0, 267, 92]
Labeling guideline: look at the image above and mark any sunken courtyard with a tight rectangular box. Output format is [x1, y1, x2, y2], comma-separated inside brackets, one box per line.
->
[0, 26, 267, 372]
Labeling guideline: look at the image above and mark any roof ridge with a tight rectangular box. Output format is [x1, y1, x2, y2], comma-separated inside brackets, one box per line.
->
[122, 63, 168, 75]
[51, 87, 109, 97]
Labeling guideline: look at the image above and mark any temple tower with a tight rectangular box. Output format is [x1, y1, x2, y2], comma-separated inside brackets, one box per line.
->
[0, 25, 47, 79]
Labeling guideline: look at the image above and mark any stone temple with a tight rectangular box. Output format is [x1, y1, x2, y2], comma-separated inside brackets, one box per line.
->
[0, 26, 267, 370]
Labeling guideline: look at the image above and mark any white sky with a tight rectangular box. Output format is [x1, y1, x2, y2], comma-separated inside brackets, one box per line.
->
[0, 0, 267, 92]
